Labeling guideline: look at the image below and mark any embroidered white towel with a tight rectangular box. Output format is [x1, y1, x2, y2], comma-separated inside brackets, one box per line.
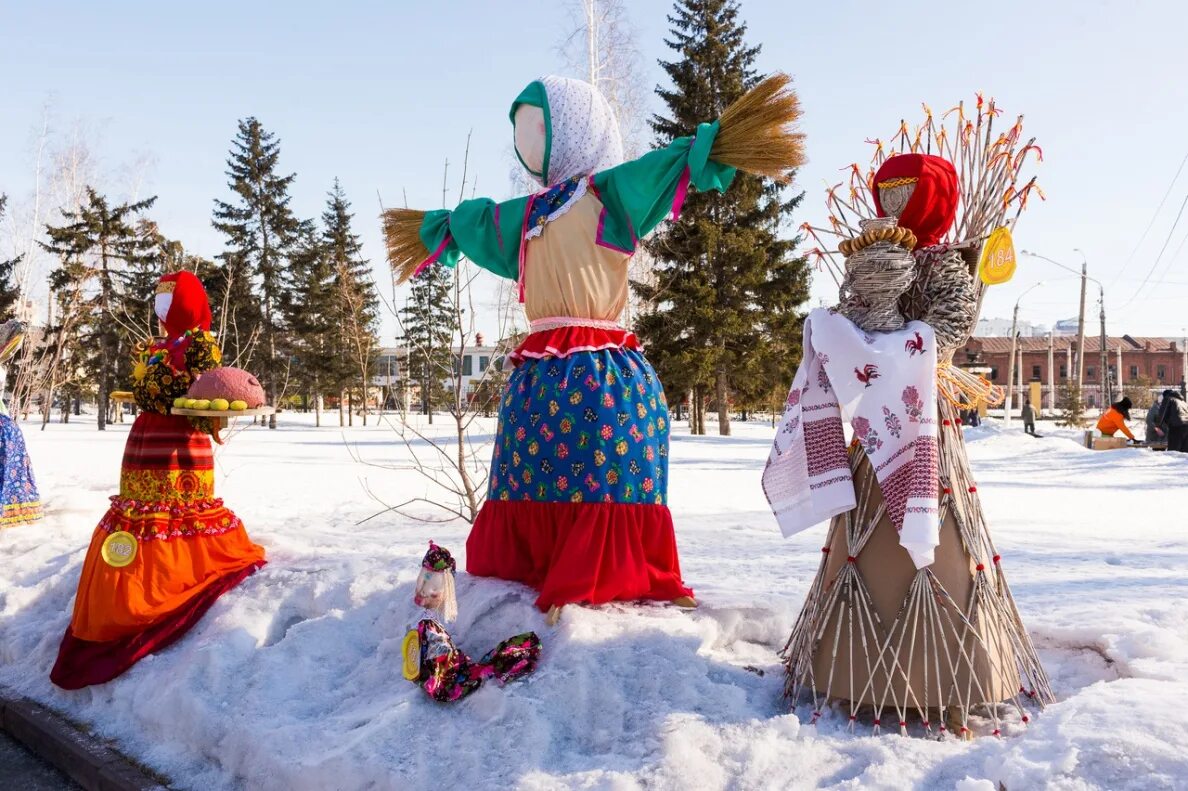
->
[762, 308, 940, 568]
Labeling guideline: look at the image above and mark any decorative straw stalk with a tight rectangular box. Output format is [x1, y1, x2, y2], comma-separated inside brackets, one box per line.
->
[711, 73, 806, 182]
[382, 208, 429, 284]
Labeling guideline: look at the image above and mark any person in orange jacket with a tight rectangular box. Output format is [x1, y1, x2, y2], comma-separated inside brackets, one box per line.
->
[1097, 397, 1136, 441]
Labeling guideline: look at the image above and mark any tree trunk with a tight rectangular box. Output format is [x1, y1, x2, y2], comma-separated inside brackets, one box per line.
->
[315, 391, 322, 428]
[456, 409, 479, 522]
[360, 373, 368, 426]
[716, 368, 730, 436]
[348, 389, 354, 427]
[339, 391, 345, 427]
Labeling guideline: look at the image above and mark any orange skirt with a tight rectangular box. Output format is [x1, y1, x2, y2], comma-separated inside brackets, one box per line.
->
[51, 412, 265, 689]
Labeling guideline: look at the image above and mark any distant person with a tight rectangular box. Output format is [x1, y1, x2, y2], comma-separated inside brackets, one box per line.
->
[1096, 397, 1136, 441]
[1146, 393, 1165, 444]
[1158, 390, 1188, 452]
[1021, 398, 1038, 436]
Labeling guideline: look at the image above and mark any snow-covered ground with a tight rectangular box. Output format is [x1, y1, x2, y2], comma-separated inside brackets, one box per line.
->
[2, 412, 1187, 790]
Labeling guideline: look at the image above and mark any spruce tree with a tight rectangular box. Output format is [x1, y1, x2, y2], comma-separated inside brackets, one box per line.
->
[399, 266, 454, 423]
[0, 196, 22, 321]
[324, 180, 380, 425]
[212, 117, 302, 427]
[41, 188, 157, 430]
[283, 225, 338, 425]
[636, 0, 809, 435]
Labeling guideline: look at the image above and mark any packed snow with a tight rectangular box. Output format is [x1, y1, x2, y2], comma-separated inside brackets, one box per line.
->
[1, 411, 1187, 790]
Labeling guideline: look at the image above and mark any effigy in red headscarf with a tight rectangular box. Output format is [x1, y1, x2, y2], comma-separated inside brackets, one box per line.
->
[153, 272, 213, 372]
[872, 153, 959, 249]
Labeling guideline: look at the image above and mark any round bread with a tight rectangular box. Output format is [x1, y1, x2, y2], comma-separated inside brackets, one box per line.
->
[186, 367, 266, 408]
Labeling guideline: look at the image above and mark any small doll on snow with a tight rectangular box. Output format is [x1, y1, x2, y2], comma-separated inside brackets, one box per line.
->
[402, 542, 541, 703]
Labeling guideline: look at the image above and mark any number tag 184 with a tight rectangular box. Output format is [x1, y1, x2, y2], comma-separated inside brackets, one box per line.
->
[979, 227, 1017, 286]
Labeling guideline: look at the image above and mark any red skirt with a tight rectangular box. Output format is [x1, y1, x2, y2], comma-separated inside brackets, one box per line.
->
[467, 500, 692, 611]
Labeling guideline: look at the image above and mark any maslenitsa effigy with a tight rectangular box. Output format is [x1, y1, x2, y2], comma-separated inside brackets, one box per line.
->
[766, 98, 1054, 738]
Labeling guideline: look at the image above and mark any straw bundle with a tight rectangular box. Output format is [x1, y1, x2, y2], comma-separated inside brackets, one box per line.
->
[382, 207, 429, 284]
[711, 73, 806, 182]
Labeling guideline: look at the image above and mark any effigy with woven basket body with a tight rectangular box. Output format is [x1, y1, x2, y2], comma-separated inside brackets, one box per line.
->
[788, 97, 1054, 737]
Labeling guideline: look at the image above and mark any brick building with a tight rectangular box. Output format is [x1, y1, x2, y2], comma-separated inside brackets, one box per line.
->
[960, 335, 1187, 410]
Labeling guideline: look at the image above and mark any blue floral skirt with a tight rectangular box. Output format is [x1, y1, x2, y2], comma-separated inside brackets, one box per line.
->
[488, 347, 669, 504]
[469, 347, 692, 610]
[0, 414, 41, 527]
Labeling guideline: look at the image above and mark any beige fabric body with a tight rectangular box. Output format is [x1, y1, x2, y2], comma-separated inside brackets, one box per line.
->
[522, 192, 629, 323]
[811, 453, 1019, 708]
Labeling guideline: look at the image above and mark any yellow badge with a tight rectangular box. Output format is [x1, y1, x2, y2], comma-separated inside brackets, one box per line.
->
[401, 629, 421, 681]
[101, 531, 138, 568]
[978, 226, 1017, 286]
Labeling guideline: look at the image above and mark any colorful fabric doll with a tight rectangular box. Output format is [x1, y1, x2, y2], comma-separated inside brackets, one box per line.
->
[401, 543, 541, 703]
[0, 320, 41, 527]
[383, 74, 804, 622]
[50, 272, 266, 689]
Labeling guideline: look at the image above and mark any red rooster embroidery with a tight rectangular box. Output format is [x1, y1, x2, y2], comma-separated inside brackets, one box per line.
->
[905, 331, 925, 357]
[854, 364, 880, 388]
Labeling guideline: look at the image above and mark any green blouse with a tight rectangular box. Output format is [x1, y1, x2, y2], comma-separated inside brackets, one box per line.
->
[417, 121, 736, 281]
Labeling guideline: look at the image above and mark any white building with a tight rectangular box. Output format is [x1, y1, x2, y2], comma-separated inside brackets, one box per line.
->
[974, 317, 1050, 337]
[374, 338, 506, 410]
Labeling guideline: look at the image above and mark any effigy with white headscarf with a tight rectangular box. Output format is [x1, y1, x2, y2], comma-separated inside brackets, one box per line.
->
[381, 72, 806, 621]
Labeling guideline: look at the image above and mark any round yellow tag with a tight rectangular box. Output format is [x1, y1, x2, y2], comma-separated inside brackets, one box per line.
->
[401, 629, 421, 681]
[978, 226, 1017, 286]
[101, 531, 138, 568]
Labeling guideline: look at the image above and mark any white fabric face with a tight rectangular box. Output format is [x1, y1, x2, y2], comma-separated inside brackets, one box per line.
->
[514, 104, 547, 177]
[414, 568, 446, 610]
[535, 75, 623, 186]
[154, 293, 172, 324]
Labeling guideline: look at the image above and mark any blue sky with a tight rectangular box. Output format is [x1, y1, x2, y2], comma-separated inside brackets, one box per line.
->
[3, 0, 1188, 342]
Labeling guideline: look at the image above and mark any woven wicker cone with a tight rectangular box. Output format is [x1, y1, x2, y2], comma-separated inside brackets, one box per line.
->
[785, 398, 1052, 730]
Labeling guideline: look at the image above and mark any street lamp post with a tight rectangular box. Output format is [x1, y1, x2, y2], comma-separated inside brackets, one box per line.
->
[1181, 328, 1187, 398]
[1021, 250, 1107, 414]
[1004, 280, 1045, 427]
[1075, 249, 1109, 408]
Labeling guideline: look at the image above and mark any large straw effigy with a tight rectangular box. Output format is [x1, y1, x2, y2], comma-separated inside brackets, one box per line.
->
[788, 97, 1055, 737]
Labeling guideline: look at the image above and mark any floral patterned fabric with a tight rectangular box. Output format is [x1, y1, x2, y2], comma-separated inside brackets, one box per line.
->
[131, 329, 221, 416]
[0, 414, 41, 527]
[489, 347, 668, 505]
[412, 618, 541, 703]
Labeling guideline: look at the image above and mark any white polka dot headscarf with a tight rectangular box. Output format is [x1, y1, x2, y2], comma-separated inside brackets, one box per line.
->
[510, 75, 624, 188]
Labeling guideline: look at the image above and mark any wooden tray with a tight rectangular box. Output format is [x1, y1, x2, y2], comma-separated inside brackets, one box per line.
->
[171, 406, 275, 418]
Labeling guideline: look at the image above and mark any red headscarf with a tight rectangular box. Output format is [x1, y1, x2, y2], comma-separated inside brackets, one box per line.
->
[154, 272, 212, 371]
[872, 154, 959, 249]
[157, 272, 212, 338]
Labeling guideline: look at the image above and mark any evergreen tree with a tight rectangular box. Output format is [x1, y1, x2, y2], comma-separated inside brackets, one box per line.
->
[1057, 382, 1087, 427]
[282, 225, 338, 424]
[399, 265, 454, 423]
[635, 0, 810, 435]
[41, 188, 157, 430]
[0, 196, 22, 320]
[212, 117, 302, 427]
[324, 180, 380, 425]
